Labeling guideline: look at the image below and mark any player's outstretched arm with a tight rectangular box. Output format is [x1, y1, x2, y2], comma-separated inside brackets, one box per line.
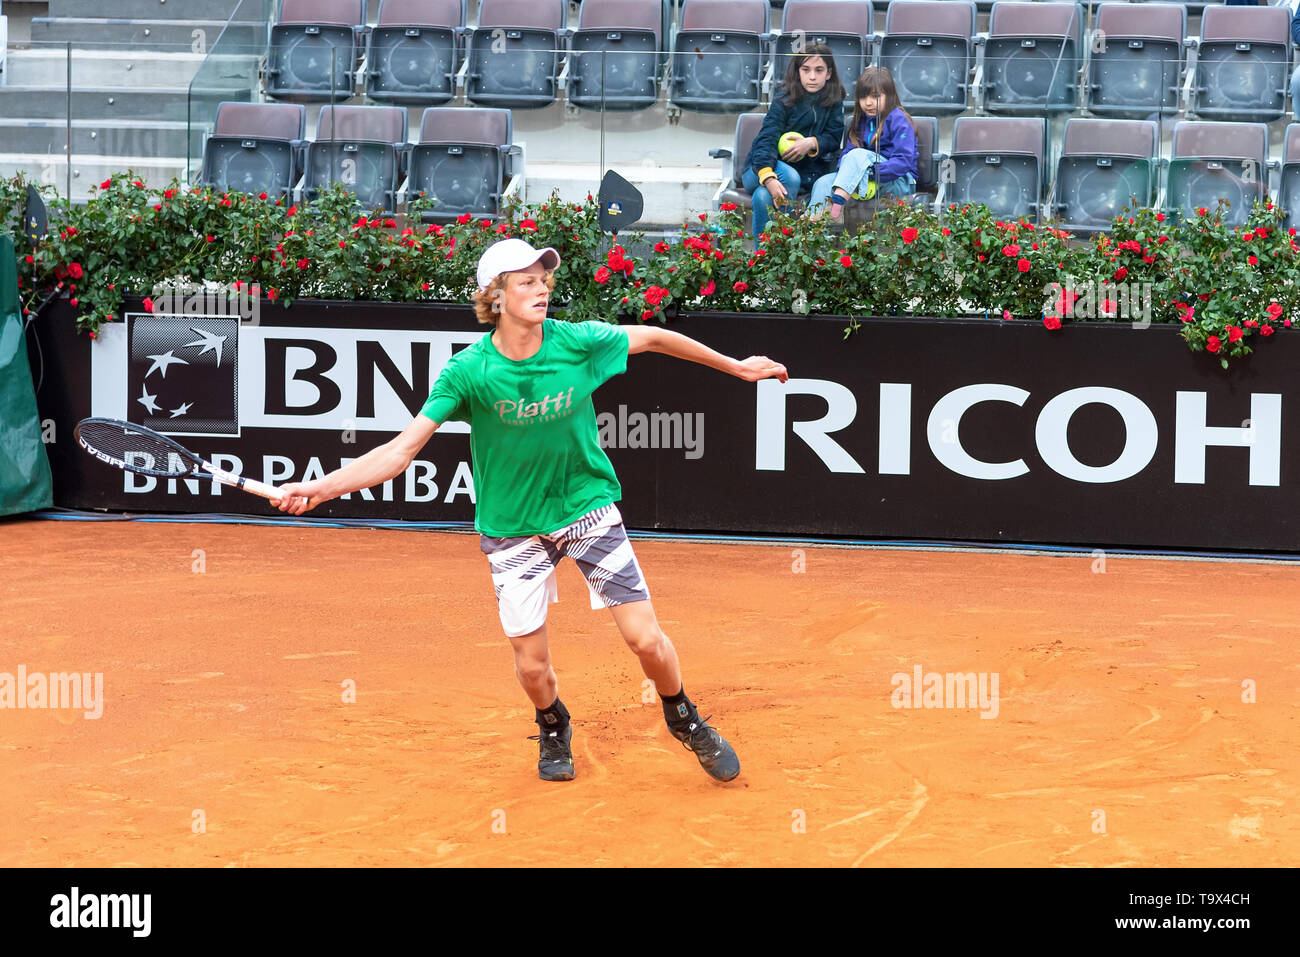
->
[624, 325, 788, 383]
[274, 415, 440, 515]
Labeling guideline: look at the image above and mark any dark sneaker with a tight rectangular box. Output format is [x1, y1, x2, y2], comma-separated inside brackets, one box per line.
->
[528, 723, 575, 781]
[670, 715, 740, 782]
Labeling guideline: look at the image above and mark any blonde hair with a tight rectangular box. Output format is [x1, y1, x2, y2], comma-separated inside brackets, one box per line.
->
[471, 270, 556, 325]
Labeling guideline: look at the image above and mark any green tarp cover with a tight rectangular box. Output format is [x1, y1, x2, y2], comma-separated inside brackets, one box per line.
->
[0, 233, 54, 516]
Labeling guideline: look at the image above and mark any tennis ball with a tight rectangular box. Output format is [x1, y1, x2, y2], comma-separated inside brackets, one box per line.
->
[779, 131, 803, 155]
[851, 181, 879, 201]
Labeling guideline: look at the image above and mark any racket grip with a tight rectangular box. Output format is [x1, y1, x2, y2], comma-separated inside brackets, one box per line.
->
[200, 462, 283, 501]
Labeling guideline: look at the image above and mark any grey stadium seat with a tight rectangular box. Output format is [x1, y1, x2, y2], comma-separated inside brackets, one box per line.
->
[365, 0, 467, 106]
[409, 107, 519, 223]
[773, 1, 875, 106]
[1190, 5, 1289, 123]
[979, 2, 1083, 115]
[670, 0, 771, 114]
[945, 116, 1047, 220]
[304, 105, 409, 213]
[1278, 124, 1300, 235]
[266, 0, 366, 102]
[1086, 3, 1186, 120]
[1164, 120, 1270, 227]
[879, 0, 977, 116]
[201, 102, 307, 201]
[568, 0, 669, 111]
[711, 112, 767, 214]
[1051, 118, 1159, 233]
[465, 0, 567, 109]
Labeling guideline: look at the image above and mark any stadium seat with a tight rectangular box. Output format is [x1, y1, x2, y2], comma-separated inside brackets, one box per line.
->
[266, 0, 366, 103]
[879, 0, 977, 116]
[200, 102, 307, 201]
[303, 106, 409, 213]
[943, 116, 1047, 220]
[1164, 120, 1271, 227]
[1187, 5, 1289, 123]
[709, 112, 767, 213]
[976, 2, 1083, 115]
[1051, 118, 1159, 233]
[669, 0, 770, 114]
[465, 0, 567, 109]
[408, 107, 521, 223]
[1278, 124, 1300, 235]
[567, 0, 668, 111]
[365, 0, 467, 106]
[771, 0, 874, 105]
[1086, 3, 1187, 120]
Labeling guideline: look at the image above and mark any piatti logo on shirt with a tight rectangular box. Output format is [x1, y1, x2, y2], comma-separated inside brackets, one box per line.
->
[494, 388, 577, 425]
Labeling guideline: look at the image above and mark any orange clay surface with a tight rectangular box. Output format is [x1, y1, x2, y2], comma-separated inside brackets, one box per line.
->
[0, 519, 1296, 868]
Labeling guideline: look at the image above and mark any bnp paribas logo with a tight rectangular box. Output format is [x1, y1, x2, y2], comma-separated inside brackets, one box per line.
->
[126, 315, 239, 436]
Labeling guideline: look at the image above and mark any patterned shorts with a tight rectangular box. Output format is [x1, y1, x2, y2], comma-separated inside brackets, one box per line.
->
[479, 504, 651, 637]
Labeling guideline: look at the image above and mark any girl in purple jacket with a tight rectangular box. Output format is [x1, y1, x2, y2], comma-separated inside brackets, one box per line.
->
[810, 66, 919, 221]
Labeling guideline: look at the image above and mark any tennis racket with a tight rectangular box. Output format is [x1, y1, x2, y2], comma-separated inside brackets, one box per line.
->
[75, 417, 283, 502]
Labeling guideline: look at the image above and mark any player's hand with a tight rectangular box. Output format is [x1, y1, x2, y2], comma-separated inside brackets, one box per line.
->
[734, 356, 789, 383]
[764, 177, 788, 207]
[273, 480, 329, 515]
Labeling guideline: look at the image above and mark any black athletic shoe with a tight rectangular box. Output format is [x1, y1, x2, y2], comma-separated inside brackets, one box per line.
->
[670, 715, 740, 782]
[528, 723, 575, 781]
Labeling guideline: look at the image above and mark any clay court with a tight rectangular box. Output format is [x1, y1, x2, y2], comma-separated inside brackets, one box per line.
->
[1, 519, 1295, 867]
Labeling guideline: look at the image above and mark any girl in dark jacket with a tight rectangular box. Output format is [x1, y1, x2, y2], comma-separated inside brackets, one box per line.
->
[741, 42, 846, 238]
[811, 66, 918, 221]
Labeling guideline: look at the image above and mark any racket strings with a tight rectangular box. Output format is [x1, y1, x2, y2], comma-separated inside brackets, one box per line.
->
[77, 422, 199, 479]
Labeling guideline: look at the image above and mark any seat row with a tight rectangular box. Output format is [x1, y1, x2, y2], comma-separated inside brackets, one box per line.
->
[200, 102, 521, 220]
[715, 113, 1300, 233]
[262, 0, 1298, 121]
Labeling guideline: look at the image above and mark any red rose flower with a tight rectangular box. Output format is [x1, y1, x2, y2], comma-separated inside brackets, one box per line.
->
[143, 297, 154, 312]
[654, 241, 670, 253]
[719, 202, 738, 212]
[339, 240, 346, 249]
[1017, 258, 1031, 272]
[1206, 335, 1221, 353]
[700, 280, 715, 296]
[421, 282, 431, 291]
[1261, 324, 1275, 336]
[287, 205, 298, 216]
[640, 309, 654, 321]
[839, 255, 852, 267]
[457, 213, 472, 224]
[99, 179, 111, 190]
[1155, 212, 1165, 222]
[268, 288, 279, 301]
[1002, 244, 1020, 257]
[259, 192, 269, 200]
[645, 286, 669, 306]
[1227, 325, 1244, 343]
[1255, 227, 1268, 239]
[297, 258, 310, 270]
[1043, 315, 1062, 330]
[163, 189, 176, 200]
[68, 262, 83, 279]
[1248, 255, 1258, 266]
[1197, 207, 1208, 216]
[1267, 302, 1284, 318]
[594, 266, 611, 284]
[1003, 309, 1012, 321]
[69, 298, 78, 308]
[733, 281, 748, 292]
[519, 218, 537, 231]
[941, 227, 950, 236]
[901, 227, 918, 244]
[1114, 266, 1127, 280]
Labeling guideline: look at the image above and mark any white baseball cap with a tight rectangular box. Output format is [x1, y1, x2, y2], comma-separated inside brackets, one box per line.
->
[476, 238, 561, 291]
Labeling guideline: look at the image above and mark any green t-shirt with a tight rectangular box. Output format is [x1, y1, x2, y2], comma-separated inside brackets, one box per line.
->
[420, 318, 630, 537]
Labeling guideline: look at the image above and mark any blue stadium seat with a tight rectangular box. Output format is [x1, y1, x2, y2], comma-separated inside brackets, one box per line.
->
[1164, 120, 1271, 227]
[266, 0, 366, 103]
[944, 116, 1047, 220]
[879, 0, 977, 116]
[669, 0, 770, 114]
[772, 1, 874, 106]
[977, 2, 1083, 115]
[201, 102, 307, 201]
[567, 0, 668, 111]
[1051, 118, 1159, 233]
[365, 0, 466, 106]
[465, 0, 567, 109]
[409, 107, 519, 223]
[1189, 5, 1289, 123]
[304, 106, 409, 213]
[1086, 3, 1186, 120]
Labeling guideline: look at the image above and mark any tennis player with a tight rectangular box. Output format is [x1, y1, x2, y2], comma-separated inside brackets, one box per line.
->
[274, 238, 788, 784]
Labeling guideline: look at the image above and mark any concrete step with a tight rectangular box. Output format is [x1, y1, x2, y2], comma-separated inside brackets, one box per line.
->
[48, 0, 250, 21]
[0, 85, 250, 121]
[0, 152, 188, 200]
[31, 17, 266, 52]
[0, 117, 203, 158]
[3, 48, 257, 89]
